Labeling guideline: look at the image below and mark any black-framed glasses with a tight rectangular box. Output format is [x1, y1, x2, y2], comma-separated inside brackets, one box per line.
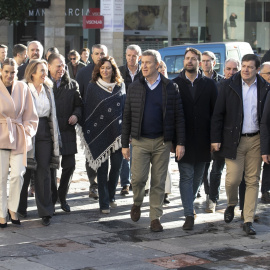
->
[70, 57, 76, 60]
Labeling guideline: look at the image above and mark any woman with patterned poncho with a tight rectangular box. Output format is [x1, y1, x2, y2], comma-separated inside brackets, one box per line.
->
[79, 56, 126, 214]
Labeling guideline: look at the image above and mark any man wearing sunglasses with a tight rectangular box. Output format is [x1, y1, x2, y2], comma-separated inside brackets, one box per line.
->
[67, 50, 86, 80]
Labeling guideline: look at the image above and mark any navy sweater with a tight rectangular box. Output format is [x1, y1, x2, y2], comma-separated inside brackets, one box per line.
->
[141, 81, 163, 139]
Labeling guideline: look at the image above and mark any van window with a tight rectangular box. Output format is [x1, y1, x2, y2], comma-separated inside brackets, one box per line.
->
[227, 49, 239, 61]
[164, 55, 184, 75]
[214, 53, 221, 73]
[164, 53, 221, 75]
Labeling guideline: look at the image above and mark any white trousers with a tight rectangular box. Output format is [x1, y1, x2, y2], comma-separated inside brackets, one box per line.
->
[0, 150, 25, 219]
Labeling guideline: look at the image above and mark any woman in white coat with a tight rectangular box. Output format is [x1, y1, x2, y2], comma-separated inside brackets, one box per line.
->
[0, 58, 38, 228]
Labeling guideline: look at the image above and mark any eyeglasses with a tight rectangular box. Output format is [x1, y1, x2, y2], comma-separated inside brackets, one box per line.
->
[70, 57, 76, 60]
[260, 72, 270, 76]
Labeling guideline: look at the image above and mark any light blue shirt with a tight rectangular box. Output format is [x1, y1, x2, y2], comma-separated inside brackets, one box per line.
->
[242, 78, 259, 133]
[145, 74, 161, 90]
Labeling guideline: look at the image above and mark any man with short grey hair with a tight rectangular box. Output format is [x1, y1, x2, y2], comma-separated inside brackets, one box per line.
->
[17, 41, 44, 80]
[201, 51, 223, 82]
[122, 49, 185, 232]
[118, 44, 142, 195]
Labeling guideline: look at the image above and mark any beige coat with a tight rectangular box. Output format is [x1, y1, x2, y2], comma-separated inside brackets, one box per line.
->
[0, 79, 39, 165]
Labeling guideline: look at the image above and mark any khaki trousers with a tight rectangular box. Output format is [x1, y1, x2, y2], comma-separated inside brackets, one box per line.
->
[131, 137, 171, 221]
[0, 150, 25, 219]
[225, 134, 261, 223]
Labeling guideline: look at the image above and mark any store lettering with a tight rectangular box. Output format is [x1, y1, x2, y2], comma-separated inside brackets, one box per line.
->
[29, 8, 95, 17]
[86, 20, 103, 25]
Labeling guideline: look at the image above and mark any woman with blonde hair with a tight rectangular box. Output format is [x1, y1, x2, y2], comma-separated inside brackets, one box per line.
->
[18, 59, 60, 226]
[0, 58, 38, 228]
[80, 56, 125, 214]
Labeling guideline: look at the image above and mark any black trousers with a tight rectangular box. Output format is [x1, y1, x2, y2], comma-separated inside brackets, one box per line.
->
[57, 154, 75, 203]
[18, 169, 33, 215]
[18, 118, 54, 218]
[261, 163, 270, 194]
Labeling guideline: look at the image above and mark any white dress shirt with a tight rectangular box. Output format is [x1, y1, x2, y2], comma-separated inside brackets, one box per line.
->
[128, 66, 139, 82]
[241, 78, 259, 133]
[29, 83, 50, 118]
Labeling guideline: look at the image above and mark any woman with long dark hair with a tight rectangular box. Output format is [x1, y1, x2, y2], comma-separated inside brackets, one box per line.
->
[80, 56, 125, 214]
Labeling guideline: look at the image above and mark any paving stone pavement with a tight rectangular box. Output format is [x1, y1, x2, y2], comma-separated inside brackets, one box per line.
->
[1, 137, 270, 270]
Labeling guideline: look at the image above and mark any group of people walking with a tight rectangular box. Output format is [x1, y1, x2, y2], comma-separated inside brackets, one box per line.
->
[0, 41, 270, 237]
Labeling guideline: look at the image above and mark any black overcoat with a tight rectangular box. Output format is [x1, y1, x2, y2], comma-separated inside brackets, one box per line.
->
[52, 73, 83, 155]
[173, 70, 218, 163]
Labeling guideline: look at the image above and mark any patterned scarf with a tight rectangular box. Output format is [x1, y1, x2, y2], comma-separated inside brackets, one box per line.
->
[78, 79, 125, 170]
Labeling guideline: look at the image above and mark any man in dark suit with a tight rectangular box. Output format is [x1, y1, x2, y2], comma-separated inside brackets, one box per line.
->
[173, 47, 218, 230]
[211, 54, 269, 235]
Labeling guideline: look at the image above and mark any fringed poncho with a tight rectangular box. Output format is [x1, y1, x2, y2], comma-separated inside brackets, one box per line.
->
[78, 79, 126, 170]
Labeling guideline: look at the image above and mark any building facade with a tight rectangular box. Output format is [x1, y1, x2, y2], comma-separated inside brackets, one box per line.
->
[0, 0, 269, 65]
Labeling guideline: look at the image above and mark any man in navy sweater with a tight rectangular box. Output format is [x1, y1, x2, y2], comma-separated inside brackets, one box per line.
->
[122, 50, 185, 232]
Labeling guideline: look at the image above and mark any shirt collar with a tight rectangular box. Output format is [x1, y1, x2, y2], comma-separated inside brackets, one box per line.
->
[242, 77, 257, 87]
[185, 72, 198, 83]
[145, 74, 161, 85]
[50, 76, 61, 88]
[127, 65, 139, 76]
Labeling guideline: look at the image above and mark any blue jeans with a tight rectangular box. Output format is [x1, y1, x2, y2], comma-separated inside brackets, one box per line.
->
[97, 149, 123, 210]
[120, 144, 132, 187]
[178, 162, 206, 217]
[209, 154, 225, 203]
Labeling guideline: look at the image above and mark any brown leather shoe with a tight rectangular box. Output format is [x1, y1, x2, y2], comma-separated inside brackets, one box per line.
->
[130, 204, 141, 222]
[183, 216, 194, 230]
[150, 219, 163, 232]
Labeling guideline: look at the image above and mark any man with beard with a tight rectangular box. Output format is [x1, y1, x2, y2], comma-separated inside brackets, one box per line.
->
[173, 47, 217, 230]
[17, 41, 44, 80]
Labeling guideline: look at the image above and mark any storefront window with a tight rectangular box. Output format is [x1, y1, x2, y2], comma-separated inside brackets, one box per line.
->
[66, 0, 100, 57]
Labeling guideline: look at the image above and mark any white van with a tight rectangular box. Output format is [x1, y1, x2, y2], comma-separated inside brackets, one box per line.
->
[158, 42, 253, 79]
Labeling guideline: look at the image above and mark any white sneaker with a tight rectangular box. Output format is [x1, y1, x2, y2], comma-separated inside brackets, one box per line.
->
[205, 198, 216, 213]
[109, 202, 117, 208]
[101, 209, 110, 214]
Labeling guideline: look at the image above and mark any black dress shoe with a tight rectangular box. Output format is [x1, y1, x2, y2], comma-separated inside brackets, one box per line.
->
[8, 210, 21, 225]
[163, 193, 170, 204]
[0, 223, 7, 228]
[41, 216, 51, 226]
[61, 202, 71, 212]
[243, 222, 256, 235]
[224, 205, 235, 223]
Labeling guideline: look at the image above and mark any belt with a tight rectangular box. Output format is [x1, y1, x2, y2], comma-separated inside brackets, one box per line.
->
[241, 131, 259, 137]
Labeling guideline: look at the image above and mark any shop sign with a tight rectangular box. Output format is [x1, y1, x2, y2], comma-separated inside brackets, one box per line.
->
[83, 16, 104, 29]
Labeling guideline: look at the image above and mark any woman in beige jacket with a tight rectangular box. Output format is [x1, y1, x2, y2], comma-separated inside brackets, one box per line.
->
[0, 58, 38, 228]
